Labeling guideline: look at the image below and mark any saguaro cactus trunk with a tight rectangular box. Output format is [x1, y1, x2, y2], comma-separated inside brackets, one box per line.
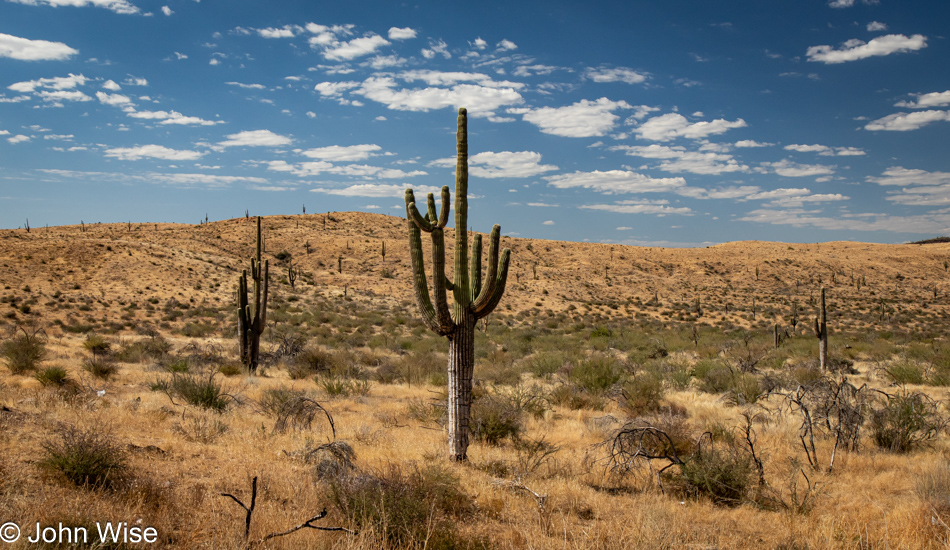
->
[238, 216, 269, 373]
[814, 287, 828, 370]
[405, 108, 511, 461]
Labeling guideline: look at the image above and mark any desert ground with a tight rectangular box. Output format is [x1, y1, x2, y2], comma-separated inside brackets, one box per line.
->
[1, 212, 950, 549]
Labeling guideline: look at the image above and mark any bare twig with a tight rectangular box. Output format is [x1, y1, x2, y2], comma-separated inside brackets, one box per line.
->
[220, 476, 257, 540]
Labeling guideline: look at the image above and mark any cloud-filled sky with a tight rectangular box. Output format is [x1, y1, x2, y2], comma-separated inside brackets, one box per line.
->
[2, 0, 950, 245]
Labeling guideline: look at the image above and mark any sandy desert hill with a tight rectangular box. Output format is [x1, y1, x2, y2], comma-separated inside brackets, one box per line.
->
[1, 211, 948, 340]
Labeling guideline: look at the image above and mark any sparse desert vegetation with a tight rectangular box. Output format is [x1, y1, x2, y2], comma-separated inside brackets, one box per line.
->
[1, 212, 950, 548]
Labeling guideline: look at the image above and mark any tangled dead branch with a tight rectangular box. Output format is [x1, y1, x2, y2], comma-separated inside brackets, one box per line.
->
[274, 397, 335, 438]
[219, 476, 355, 547]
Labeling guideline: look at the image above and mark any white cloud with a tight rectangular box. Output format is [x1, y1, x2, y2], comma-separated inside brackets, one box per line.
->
[216, 129, 292, 148]
[496, 39, 517, 51]
[95, 91, 131, 105]
[421, 39, 451, 59]
[542, 220, 555, 225]
[471, 38, 487, 50]
[431, 151, 558, 178]
[314, 81, 361, 97]
[867, 21, 887, 32]
[40, 168, 269, 187]
[9, 73, 87, 93]
[584, 67, 648, 85]
[8, 0, 139, 14]
[226, 81, 266, 90]
[515, 98, 631, 138]
[161, 5, 172, 15]
[321, 34, 390, 61]
[7, 134, 31, 144]
[312, 183, 441, 197]
[388, 27, 416, 40]
[301, 144, 381, 161]
[734, 139, 774, 148]
[101, 79, 121, 91]
[258, 25, 299, 39]
[807, 34, 927, 64]
[867, 166, 950, 187]
[38, 90, 92, 102]
[864, 110, 950, 131]
[894, 91, 950, 109]
[104, 144, 204, 161]
[612, 144, 748, 175]
[635, 112, 747, 141]
[355, 76, 523, 118]
[761, 159, 836, 177]
[365, 55, 407, 69]
[739, 208, 950, 234]
[545, 170, 686, 194]
[785, 143, 865, 156]
[581, 199, 692, 216]
[125, 109, 220, 126]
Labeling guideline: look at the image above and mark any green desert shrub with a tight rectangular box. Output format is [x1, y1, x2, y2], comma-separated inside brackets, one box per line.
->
[330, 463, 477, 549]
[568, 354, 624, 393]
[870, 391, 944, 453]
[470, 394, 523, 446]
[678, 443, 754, 506]
[155, 372, 230, 412]
[38, 424, 129, 490]
[1, 328, 46, 374]
[34, 365, 70, 387]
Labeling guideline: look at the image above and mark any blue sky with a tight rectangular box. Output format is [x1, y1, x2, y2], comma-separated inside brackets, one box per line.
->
[2, 0, 950, 245]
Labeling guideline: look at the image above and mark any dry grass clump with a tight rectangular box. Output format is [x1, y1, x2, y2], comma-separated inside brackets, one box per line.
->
[38, 424, 129, 490]
[1, 327, 46, 374]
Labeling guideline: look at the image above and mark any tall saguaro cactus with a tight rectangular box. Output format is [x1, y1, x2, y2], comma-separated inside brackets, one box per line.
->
[405, 108, 511, 461]
[238, 216, 269, 373]
[814, 287, 828, 370]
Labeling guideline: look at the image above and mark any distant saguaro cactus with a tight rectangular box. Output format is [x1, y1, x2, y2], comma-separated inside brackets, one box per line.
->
[237, 216, 269, 373]
[405, 108, 511, 461]
[814, 287, 828, 370]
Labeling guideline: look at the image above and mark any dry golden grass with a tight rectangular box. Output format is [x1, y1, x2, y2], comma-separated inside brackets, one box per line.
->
[1, 214, 950, 548]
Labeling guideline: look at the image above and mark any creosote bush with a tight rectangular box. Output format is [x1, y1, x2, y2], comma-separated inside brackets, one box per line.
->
[2, 328, 46, 374]
[38, 424, 129, 490]
[330, 463, 479, 549]
[153, 371, 230, 411]
[870, 391, 944, 453]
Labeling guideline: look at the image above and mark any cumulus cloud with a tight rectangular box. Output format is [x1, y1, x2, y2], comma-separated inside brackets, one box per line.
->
[894, 91, 950, 109]
[101, 80, 121, 91]
[125, 109, 220, 126]
[738, 208, 950, 234]
[388, 27, 416, 40]
[784, 143, 865, 156]
[431, 151, 558, 178]
[325, 34, 390, 60]
[301, 144, 381, 161]
[104, 144, 204, 161]
[544, 170, 686, 194]
[734, 140, 774, 148]
[38, 90, 92, 102]
[8, 134, 31, 144]
[9, 73, 87, 93]
[581, 199, 692, 215]
[864, 110, 950, 131]
[312, 183, 441, 197]
[583, 66, 648, 85]
[496, 39, 517, 51]
[867, 166, 950, 187]
[0, 33, 78, 61]
[634, 112, 747, 141]
[355, 75, 523, 118]
[421, 39, 451, 59]
[40, 168, 269, 188]
[95, 91, 132, 105]
[867, 21, 887, 32]
[215, 129, 292, 148]
[161, 5, 172, 15]
[761, 159, 836, 177]
[513, 98, 632, 138]
[621, 145, 749, 175]
[8, 0, 139, 14]
[258, 25, 299, 39]
[807, 34, 927, 64]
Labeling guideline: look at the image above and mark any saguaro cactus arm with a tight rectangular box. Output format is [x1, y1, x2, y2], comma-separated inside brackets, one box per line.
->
[406, 189, 454, 336]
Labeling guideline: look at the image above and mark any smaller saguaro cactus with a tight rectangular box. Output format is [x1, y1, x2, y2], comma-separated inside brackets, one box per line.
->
[338, 255, 343, 274]
[381, 241, 386, 262]
[814, 287, 828, 370]
[288, 263, 298, 290]
[25, 219, 30, 233]
[238, 216, 269, 373]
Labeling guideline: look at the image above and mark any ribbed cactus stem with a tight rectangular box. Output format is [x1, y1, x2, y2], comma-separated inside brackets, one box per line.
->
[237, 216, 268, 372]
[404, 108, 511, 461]
[814, 287, 828, 370]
